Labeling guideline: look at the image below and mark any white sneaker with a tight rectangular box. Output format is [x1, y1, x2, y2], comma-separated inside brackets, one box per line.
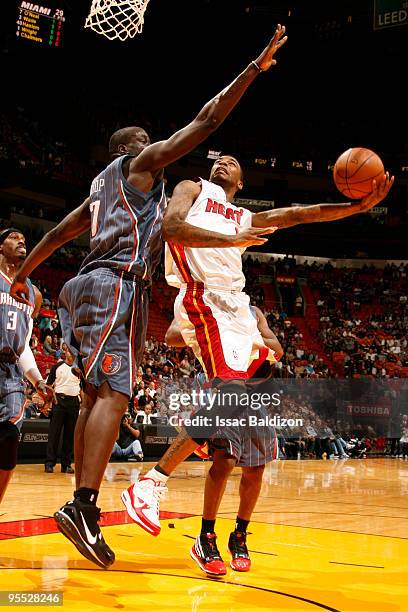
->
[121, 476, 167, 536]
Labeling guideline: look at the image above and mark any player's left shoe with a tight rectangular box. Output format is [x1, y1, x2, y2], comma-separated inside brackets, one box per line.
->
[228, 531, 251, 571]
[121, 476, 167, 536]
[54, 499, 115, 569]
[190, 533, 227, 576]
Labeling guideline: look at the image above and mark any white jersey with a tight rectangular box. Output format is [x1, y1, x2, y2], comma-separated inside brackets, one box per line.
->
[165, 179, 252, 291]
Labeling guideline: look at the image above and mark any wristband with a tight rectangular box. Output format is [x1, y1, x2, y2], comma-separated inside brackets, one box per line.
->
[251, 60, 263, 73]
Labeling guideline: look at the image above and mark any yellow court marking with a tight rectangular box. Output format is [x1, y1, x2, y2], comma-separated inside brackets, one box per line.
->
[1, 460, 408, 611]
[1, 516, 408, 611]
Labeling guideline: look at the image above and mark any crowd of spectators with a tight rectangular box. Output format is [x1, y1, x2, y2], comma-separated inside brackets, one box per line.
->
[308, 264, 408, 378]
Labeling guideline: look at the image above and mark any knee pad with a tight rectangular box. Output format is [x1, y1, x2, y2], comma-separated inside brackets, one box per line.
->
[0, 421, 19, 471]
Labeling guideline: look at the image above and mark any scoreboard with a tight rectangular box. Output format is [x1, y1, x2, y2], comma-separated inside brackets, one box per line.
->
[16, 1, 65, 47]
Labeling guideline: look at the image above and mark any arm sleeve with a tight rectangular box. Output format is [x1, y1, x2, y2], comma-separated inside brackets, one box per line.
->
[19, 318, 43, 386]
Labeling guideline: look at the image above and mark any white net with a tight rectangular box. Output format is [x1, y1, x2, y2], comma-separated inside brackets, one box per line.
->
[85, 0, 151, 41]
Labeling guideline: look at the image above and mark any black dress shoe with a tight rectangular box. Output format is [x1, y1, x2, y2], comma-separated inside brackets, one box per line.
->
[45, 466, 54, 473]
[61, 466, 74, 473]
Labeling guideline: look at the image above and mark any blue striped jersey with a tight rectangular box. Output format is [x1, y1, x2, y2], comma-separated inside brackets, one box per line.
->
[0, 271, 35, 358]
[80, 155, 167, 281]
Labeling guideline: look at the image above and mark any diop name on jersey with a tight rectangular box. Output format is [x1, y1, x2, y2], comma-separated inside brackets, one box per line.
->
[0, 292, 34, 316]
[205, 198, 244, 224]
[90, 178, 105, 194]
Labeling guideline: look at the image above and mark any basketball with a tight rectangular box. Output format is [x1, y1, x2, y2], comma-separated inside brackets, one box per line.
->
[333, 147, 384, 199]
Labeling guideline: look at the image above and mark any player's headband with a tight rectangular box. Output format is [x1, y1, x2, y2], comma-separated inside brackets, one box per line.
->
[0, 228, 23, 245]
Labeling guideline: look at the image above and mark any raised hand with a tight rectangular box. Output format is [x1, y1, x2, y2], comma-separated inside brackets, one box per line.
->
[358, 172, 395, 212]
[254, 24, 288, 71]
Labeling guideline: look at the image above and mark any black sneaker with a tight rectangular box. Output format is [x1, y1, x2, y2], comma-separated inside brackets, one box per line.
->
[228, 531, 251, 571]
[54, 500, 115, 569]
[190, 533, 227, 575]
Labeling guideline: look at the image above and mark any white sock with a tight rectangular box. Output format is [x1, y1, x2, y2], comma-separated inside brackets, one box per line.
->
[145, 467, 169, 484]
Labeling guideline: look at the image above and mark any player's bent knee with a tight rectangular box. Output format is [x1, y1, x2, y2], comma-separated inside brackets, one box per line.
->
[241, 464, 265, 479]
[0, 421, 20, 471]
[211, 455, 236, 477]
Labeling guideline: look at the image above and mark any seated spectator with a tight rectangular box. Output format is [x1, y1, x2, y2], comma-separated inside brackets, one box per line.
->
[111, 413, 143, 461]
[136, 403, 157, 424]
[43, 335, 58, 356]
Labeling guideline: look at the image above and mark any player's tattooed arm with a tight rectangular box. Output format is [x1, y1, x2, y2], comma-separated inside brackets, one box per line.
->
[10, 197, 91, 305]
[252, 173, 394, 229]
[163, 181, 276, 248]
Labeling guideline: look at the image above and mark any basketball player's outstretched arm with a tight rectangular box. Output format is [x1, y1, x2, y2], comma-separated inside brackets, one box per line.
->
[163, 180, 277, 248]
[10, 198, 91, 305]
[129, 26, 287, 177]
[252, 173, 394, 229]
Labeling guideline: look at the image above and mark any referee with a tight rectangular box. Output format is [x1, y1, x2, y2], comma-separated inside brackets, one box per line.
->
[45, 346, 81, 473]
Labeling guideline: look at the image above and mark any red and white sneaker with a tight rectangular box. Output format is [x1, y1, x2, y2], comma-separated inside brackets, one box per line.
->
[190, 533, 227, 576]
[228, 531, 251, 572]
[121, 476, 167, 536]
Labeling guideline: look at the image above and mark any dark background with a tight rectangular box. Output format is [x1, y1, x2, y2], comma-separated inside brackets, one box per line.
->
[1, 0, 407, 257]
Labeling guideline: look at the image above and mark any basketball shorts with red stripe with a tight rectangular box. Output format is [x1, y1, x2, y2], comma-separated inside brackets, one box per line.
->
[209, 405, 278, 468]
[174, 285, 276, 381]
[58, 268, 148, 398]
[0, 363, 25, 430]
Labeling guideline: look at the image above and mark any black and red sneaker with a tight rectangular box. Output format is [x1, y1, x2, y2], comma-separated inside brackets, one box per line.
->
[190, 533, 227, 576]
[228, 531, 251, 572]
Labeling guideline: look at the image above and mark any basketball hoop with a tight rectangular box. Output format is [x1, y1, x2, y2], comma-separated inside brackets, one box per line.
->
[85, 0, 151, 41]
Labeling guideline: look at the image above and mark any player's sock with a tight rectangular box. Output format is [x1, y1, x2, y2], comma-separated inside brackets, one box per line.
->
[201, 518, 216, 535]
[235, 516, 250, 534]
[74, 487, 99, 505]
[153, 464, 170, 476]
[145, 467, 169, 483]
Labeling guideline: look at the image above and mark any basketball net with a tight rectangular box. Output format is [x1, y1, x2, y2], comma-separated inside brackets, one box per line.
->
[85, 0, 151, 41]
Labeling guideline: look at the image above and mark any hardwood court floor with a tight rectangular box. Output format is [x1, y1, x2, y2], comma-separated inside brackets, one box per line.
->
[1, 458, 408, 611]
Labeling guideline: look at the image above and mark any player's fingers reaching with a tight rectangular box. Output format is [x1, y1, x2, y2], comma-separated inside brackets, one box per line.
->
[255, 25, 288, 71]
[359, 171, 394, 211]
[233, 226, 277, 247]
[379, 171, 394, 195]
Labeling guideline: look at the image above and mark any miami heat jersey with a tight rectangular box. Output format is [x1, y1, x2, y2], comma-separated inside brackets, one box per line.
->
[0, 271, 35, 358]
[165, 179, 252, 291]
[80, 155, 166, 281]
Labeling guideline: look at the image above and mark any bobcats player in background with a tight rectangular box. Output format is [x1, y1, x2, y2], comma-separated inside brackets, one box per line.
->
[165, 306, 283, 575]
[10, 27, 288, 568]
[0, 228, 53, 504]
[121, 154, 393, 538]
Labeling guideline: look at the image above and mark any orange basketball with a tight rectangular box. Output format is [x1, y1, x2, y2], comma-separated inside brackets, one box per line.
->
[333, 147, 384, 199]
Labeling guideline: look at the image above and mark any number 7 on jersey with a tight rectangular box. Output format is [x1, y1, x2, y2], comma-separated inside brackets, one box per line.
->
[90, 200, 100, 237]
